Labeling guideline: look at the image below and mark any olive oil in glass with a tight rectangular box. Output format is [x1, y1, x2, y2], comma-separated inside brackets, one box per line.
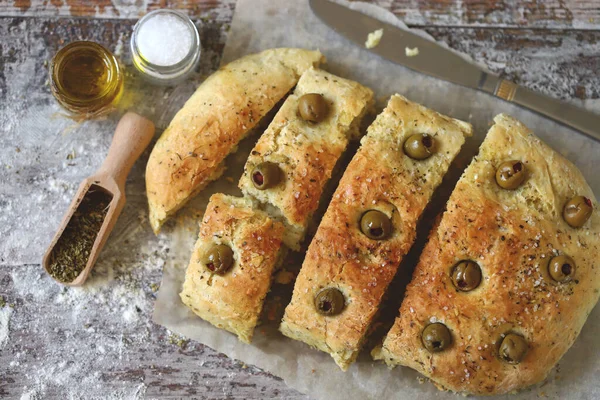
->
[50, 41, 123, 119]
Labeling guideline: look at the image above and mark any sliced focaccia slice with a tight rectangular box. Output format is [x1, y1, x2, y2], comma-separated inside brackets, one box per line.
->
[238, 67, 374, 250]
[180, 193, 285, 343]
[280, 94, 473, 370]
[146, 48, 324, 234]
[373, 114, 600, 395]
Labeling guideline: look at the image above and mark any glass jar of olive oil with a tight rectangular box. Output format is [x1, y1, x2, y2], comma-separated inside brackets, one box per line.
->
[50, 41, 124, 119]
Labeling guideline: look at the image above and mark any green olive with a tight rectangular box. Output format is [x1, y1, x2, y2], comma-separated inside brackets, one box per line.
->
[314, 287, 345, 316]
[201, 244, 234, 275]
[451, 260, 482, 292]
[298, 93, 329, 123]
[421, 322, 452, 353]
[359, 210, 392, 240]
[498, 333, 528, 364]
[251, 161, 282, 190]
[495, 160, 526, 190]
[563, 196, 593, 228]
[403, 133, 436, 160]
[548, 254, 576, 283]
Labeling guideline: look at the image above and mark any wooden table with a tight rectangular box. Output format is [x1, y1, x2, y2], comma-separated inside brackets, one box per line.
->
[1, 1, 598, 399]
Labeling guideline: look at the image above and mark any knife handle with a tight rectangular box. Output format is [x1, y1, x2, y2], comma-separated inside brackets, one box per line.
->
[479, 75, 600, 142]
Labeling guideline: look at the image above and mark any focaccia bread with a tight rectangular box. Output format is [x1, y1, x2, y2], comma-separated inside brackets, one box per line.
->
[146, 48, 324, 234]
[180, 193, 285, 343]
[373, 114, 600, 395]
[239, 67, 374, 250]
[280, 94, 473, 370]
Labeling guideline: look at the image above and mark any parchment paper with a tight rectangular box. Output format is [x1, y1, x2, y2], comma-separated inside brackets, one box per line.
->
[153, 1, 600, 399]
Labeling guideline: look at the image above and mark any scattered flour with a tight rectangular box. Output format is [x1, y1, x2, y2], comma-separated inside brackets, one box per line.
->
[113, 32, 125, 57]
[20, 387, 43, 400]
[7, 226, 169, 400]
[0, 306, 13, 348]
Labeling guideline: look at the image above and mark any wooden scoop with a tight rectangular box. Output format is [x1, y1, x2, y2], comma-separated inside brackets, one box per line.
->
[42, 112, 155, 286]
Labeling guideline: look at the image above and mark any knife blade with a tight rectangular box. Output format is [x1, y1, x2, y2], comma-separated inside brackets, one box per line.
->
[310, 0, 600, 142]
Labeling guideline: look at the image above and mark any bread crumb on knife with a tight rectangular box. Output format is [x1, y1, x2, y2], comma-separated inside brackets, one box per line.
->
[405, 46, 419, 57]
[365, 29, 384, 49]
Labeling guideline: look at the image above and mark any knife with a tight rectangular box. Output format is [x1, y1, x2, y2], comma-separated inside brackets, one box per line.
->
[310, 0, 600, 142]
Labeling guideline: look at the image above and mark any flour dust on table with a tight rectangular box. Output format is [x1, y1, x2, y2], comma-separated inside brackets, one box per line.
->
[0, 307, 13, 349]
[6, 231, 167, 399]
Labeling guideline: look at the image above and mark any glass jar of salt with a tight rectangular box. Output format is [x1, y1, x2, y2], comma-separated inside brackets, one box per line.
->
[131, 9, 201, 85]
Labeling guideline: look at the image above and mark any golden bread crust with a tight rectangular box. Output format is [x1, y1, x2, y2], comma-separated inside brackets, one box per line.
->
[146, 48, 324, 233]
[374, 114, 600, 395]
[239, 68, 374, 250]
[280, 94, 472, 369]
[180, 193, 285, 343]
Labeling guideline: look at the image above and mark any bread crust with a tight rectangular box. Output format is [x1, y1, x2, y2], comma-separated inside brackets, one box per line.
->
[280, 94, 472, 370]
[180, 193, 285, 343]
[374, 114, 600, 395]
[146, 48, 324, 234]
[239, 68, 374, 250]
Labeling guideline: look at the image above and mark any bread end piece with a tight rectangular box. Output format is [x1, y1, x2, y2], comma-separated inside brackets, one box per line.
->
[376, 114, 600, 395]
[180, 193, 285, 343]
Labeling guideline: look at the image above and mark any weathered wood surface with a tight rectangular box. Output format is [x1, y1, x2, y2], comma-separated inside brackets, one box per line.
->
[1, 0, 599, 399]
[2, 0, 600, 29]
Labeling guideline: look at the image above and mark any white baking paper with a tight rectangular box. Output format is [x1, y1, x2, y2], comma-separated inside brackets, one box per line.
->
[153, 1, 600, 399]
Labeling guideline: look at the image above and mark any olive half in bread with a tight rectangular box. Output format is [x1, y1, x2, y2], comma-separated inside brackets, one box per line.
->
[280, 94, 473, 370]
[373, 114, 599, 395]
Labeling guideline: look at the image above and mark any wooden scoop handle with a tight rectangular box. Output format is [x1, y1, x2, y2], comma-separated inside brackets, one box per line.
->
[98, 112, 155, 188]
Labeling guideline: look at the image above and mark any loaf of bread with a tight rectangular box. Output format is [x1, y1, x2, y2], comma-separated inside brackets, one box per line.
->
[238, 67, 374, 250]
[280, 94, 473, 370]
[180, 193, 285, 343]
[373, 114, 600, 395]
[146, 48, 324, 234]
